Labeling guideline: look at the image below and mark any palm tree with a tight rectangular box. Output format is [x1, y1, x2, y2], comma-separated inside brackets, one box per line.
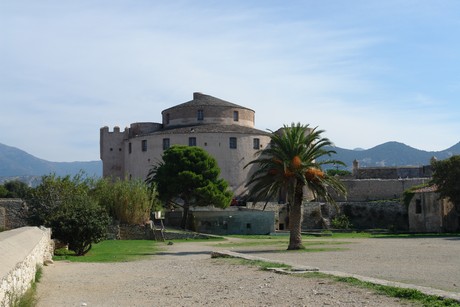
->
[245, 123, 346, 250]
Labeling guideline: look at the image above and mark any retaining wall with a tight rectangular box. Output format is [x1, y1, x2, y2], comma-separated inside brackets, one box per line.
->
[0, 227, 53, 307]
[0, 199, 28, 230]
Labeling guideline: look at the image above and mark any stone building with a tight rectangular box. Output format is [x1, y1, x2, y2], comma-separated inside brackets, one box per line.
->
[408, 186, 459, 232]
[100, 92, 271, 196]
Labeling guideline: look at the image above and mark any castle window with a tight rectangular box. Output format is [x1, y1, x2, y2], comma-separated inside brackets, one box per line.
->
[189, 137, 196, 146]
[165, 113, 170, 125]
[253, 138, 260, 149]
[141, 140, 147, 152]
[197, 109, 204, 121]
[163, 138, 170, 150]
[233, 111, 239, 121]
[129, 142, 132, 154]
[415, 199, 422, 214]
[229, 137, 237, 149]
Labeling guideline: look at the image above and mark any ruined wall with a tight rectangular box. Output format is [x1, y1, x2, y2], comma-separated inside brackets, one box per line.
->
[0, 227, 53, 307]
[408, 192, 460, 232]
[0, 199, 28, 230]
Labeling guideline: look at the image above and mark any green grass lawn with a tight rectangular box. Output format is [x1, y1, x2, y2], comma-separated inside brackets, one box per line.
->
[54, 240, 159, 262]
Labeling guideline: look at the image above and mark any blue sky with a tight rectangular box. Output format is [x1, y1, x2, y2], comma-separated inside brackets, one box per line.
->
[1, 1, 459, 162]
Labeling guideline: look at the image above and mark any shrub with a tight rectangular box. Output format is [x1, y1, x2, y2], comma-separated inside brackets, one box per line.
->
[331, 214, 353, 229]
[26, 174, 109, 256]
[49, 194, 110, 255]
[26, 174, 91, 226]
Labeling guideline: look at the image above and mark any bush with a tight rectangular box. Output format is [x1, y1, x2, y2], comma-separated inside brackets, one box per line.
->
[26, 174, 109, 256]
[49, 194, 110, 255]
[331, 214, 353, 229]
[3, 180, 30, 198]
[26, 174, 91, 226]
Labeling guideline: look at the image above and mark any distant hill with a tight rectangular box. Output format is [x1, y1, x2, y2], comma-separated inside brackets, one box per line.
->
[0, 143, 102, 181]
[1, 141, 459, 182]
[321, 141, 460, 170]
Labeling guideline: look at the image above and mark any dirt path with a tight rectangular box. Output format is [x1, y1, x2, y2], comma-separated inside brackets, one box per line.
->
[36, 239, 415, 307]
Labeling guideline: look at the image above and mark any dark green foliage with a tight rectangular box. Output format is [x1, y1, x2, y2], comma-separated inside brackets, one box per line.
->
[26, 174, 91, 226]
[49, 195, 109, 255]
[26, 174, 109, 256]
[331, 214, 353, 229]
[146, 146, 233, 229]
[0, 180, 30, 198]
[0, 185, 7, 198]
[431, 155, 460, 211]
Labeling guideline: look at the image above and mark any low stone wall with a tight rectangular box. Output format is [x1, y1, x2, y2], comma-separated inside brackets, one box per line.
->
[106, 222, 217, 240]
[0, 227, 53, 306]
[303, 201, 408, 230]
[0, 199, 28, 230]
[248, 201, 408, 231]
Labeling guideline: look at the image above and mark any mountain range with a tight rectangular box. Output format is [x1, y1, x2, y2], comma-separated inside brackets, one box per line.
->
[0, 143, 102, 182]
[1, 141, 460, 182]
[322, 141, 460, 170]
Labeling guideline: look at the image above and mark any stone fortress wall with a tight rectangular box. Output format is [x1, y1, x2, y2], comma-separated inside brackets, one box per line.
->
[100, 92, 271, 196]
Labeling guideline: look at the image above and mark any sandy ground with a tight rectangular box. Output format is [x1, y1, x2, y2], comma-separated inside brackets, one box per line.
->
[35, 236, 460, 307]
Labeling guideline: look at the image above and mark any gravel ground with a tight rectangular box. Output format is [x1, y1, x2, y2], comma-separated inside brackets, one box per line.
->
[36, 239, 418, 307]
[226, 237, 460, 293]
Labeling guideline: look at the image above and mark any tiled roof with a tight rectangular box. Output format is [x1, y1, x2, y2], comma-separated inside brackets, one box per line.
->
[162, 92, 253, 112]
[150, 124, 270, 136]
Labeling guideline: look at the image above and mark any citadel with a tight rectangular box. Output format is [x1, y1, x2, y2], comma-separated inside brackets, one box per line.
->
[100, 92, 271, 196]
[99, 92, 459, 233]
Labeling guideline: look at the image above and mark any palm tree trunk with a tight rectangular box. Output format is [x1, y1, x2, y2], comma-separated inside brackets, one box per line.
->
[287, 183, 304, 250]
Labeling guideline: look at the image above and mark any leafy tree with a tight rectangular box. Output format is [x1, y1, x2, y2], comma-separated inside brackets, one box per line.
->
[146, 145, 233, 229]
[49, 194, 109, 255]
[26, 174, 91, 226]
[91, 178, 153, 224]
[431, 155, 460, 211]
[0, 180, 30, 198]
[26, 174, 109, 255]
[0, 185, 7, 198]
[245, 123, 346, 250]
[4, 180, 30, 198]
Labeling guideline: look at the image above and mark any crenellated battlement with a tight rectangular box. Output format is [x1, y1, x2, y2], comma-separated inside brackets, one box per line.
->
[100, 126, 128, 134]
